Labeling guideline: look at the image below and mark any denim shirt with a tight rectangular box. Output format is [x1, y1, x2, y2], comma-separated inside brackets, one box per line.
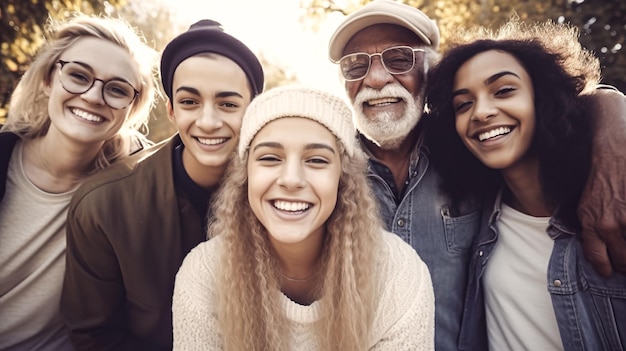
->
[459, 191, 626, 351]
[366, 140, 481, 351]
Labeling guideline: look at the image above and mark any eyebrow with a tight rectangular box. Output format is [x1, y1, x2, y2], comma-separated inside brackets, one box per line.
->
[252, 141, 336, 154]
[452, 70, 521, 98]
[68, 60, 135, 85]
[174, 86, 244, 99]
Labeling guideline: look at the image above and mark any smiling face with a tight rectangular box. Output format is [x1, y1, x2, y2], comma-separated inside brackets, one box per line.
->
[453, 50, 536, 171]
[247, 117, 342, 249]
[44, 36, 140, 146]
[342, 24, 426, 149]
[168, 54, 251, 186]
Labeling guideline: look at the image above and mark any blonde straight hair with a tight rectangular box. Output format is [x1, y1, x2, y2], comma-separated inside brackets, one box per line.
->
[3, 14, 159, 171]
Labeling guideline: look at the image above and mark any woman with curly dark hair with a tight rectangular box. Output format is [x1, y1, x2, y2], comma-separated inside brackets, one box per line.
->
[427, 19, 626, 350]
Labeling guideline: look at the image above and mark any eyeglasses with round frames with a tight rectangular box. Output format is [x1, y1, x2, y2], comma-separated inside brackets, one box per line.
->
[337, 46, 426, 82]
[56, 60, 139, 110]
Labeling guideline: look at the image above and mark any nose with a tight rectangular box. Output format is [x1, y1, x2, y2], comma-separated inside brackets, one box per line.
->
[80, 80, 106, 106]
[276, 158, 306, 190]
[196, 105, 224, 130]
[471, 97, 498, 122]
[362, 56, 394, 90]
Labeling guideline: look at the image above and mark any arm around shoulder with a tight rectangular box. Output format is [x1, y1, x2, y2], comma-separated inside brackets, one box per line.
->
[578, 87, 626, 276]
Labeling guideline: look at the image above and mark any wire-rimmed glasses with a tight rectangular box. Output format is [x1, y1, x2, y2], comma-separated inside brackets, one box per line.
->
[337, 46, 425, 81]
[56, 60, 139, 110]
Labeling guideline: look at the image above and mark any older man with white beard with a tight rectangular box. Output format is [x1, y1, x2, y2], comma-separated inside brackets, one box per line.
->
[329, 0, 626, 350]
[329, 2, 481, 349]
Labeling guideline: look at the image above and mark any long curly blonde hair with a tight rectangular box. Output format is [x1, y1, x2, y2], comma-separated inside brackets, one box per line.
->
[3, 14, 159, 171]
[209, 141, 381, 351]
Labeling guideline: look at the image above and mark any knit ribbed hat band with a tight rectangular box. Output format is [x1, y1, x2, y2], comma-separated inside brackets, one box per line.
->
[238, 86, 356, 158]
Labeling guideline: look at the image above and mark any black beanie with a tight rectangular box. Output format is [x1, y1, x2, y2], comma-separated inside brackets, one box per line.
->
[160, 19, 264, 101]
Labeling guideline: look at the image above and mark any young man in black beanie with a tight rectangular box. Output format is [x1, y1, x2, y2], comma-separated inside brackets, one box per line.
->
[60, 20, 264, 350]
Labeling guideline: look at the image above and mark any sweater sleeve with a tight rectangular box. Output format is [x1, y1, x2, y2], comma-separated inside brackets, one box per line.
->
[172, 239, 223, 350]
[369, 231, 435, 351]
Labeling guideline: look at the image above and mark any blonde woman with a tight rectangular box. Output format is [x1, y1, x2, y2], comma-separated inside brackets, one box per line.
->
[173, 85, 434, 350]
[0, 14, 157, 350]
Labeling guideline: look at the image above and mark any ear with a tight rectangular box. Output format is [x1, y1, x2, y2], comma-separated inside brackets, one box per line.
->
[42, 66, 58, 97]
[166, 100, 175, 123]
[43, 81, 52, 97]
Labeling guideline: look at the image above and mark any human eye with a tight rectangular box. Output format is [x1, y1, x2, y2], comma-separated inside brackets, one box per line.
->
[220, 101, 241, 109]
[341, 54, 369, 79]
[257, 154, 281, 164]
[104, 81, 134, 98]
[66, 67, 92, 85]
[495, 86, 516, 96]
[306, 157, 330, 167]
[453, 98, 473, 114]
[176, 97, 199, 107]
[345, 63, 368, 78]
[383, 48, 414, 71]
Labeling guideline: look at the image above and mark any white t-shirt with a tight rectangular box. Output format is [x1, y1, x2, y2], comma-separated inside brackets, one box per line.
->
[484, 203, 563, 351]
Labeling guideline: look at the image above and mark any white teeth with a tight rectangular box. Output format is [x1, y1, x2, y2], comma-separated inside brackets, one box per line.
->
[71, 108, 103, 122]
[367, 97, 400, 106]
[197, 137, 227, 145]
[478, 127, 511, 141]
[273, 200, 310, 212]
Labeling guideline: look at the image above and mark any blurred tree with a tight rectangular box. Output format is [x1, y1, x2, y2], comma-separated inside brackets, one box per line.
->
[566, 0, 625, 93]
[108, 0, 183, 142]
[260, 53, 299, 89]
[0, 0, 126, 124]
[303, 0, 625, 92]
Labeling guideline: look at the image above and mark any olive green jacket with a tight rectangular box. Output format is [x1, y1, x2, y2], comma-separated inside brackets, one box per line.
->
[61, 135, 207, 351]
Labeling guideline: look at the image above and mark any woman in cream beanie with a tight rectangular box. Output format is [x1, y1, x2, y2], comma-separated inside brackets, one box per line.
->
[172, 85, 434, 350]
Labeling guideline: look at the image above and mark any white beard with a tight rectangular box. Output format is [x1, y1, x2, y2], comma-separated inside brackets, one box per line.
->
[352, 83, 424, 150]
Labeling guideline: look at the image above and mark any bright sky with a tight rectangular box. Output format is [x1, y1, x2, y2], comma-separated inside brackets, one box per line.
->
[162, 0, 349, 97]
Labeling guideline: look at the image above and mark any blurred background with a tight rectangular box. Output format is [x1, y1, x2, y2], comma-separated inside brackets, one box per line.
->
[1, 0, 624, 142]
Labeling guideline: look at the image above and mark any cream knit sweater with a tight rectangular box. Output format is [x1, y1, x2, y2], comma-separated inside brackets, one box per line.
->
[173, 230, 434, 350]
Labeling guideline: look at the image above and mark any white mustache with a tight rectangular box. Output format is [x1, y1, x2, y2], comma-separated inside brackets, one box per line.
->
[353, 83, 413, 107]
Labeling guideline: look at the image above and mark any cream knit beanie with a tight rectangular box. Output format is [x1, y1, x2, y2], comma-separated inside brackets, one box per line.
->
[238, 85, 356, 158]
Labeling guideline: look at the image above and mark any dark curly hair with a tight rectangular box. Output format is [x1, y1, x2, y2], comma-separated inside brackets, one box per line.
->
[426, 19, 600, 213]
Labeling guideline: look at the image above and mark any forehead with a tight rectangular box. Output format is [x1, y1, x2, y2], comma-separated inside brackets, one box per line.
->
[454, 50, 530, 87]
[343, 24, 425, 55]
[61, 36, 138, 83]
[173, 54, 251, 99]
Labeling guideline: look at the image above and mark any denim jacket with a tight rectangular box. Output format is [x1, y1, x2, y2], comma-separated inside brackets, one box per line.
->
[459, 191, 626, 351]
[366, 139, 481, 351]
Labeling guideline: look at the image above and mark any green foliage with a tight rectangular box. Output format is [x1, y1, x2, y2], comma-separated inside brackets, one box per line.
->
[0, 0, 126, 124]
[303, 0, 625, 92]
[108, 1, 184, 143]
[566, 0, 626, 93]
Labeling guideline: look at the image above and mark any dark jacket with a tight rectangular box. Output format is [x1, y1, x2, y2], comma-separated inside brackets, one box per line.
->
[0, 132, 20, 201]
[61, 135, 207, 351]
